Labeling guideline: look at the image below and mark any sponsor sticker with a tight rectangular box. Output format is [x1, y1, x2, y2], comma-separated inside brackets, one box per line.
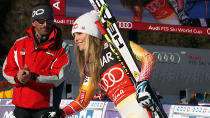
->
[79, 90, 87, 103]
[83, 76, 90, 86]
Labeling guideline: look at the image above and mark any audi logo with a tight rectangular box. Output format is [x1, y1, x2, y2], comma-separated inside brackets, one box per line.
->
[99, 67, 124, 92]
[152, 52, 181, 64]
[118, 22, 132, 29]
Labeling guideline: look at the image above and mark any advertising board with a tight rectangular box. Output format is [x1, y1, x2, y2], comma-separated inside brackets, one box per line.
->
[50, 0, 210, 35]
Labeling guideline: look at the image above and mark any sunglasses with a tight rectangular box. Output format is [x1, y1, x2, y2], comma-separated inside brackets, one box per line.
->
[36, 19, 53, 24]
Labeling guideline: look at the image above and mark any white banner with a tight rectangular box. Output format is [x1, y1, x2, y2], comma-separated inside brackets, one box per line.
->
[169, 105, 210, 118]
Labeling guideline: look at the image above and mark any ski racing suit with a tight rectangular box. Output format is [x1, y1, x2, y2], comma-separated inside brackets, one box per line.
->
[143, 0, 181, 25]
[3, 25, 71, 109]
[62, 41, 156, 118]
[169, 0, 210, 27]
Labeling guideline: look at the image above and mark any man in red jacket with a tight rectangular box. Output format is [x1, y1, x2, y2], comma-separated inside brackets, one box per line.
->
[2, 3, 71, 118]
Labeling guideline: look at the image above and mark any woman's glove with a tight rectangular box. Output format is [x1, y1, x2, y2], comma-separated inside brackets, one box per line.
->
[136, 81, 152, 107]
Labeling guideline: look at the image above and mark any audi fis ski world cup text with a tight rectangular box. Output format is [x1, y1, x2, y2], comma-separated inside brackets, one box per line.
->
[148, 25, 204, 34]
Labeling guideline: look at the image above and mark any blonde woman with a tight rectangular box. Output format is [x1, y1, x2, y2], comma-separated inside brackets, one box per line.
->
[42, 11, 167, 118]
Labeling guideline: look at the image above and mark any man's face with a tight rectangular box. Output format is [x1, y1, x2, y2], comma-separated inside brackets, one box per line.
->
[32, 18, 53, 38]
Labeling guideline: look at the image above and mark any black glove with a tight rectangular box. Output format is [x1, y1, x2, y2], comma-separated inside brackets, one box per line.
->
[136, 81, 153, 107]
[41, 108, 65, 118]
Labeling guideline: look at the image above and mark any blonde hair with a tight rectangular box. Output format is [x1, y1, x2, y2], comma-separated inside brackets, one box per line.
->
[75, 35, 104, 88]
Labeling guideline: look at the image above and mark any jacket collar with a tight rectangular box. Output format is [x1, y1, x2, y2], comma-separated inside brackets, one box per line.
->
[24, 25, 62, 49]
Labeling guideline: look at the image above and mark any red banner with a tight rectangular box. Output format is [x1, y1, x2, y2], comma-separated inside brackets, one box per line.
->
[50, 0, 210, 35]
[53, 16, 210, 35]
[130, 22, 210, 35]
[50, 0, 65, 16]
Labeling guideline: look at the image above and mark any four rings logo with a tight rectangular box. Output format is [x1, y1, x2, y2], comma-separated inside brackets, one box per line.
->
[118, 22, 132, 29]
[100, 67, 124, 92]
[152, 52, 181, 64]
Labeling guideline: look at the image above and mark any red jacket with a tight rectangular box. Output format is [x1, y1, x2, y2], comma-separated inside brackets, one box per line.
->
[3, 26, 71, 109]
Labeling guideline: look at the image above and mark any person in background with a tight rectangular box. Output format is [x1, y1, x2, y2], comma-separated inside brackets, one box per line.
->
[42, 10, 167, 118]
[2, 3, 71, 118]
[120, 0, 181, 25]
[188, 93, 198, 105]
[179, 97, 188, 104]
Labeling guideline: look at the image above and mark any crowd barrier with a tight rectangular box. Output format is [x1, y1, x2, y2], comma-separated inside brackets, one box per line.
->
[169, 105, 210, 118]
[0, 99, 210, 118]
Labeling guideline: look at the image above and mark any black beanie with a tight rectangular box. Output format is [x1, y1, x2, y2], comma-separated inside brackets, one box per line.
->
[32, 5, 54, 22]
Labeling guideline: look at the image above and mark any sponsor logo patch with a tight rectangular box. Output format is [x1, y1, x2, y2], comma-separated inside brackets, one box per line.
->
[79, 89, 86, 103]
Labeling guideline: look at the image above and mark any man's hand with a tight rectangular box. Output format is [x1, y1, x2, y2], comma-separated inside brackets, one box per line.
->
[136, 81, 152, 107]
[41, 109, 64, 118]
[17, 64, 31, 84]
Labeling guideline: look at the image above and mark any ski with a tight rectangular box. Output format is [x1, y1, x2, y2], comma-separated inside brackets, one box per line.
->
[89, 0, 141, 82]
[89, 0, 168, 118]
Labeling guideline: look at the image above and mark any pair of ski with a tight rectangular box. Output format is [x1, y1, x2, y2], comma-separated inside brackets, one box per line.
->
[89, 0, 167, 118]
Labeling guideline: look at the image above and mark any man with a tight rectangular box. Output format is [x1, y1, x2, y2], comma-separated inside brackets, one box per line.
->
[2, 3, 71, 118]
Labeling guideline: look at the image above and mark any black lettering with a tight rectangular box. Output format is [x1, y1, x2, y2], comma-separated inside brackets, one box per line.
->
[109, 25, 124, 49]
[109, 24, 116, 35]
[114, 35, 124, 48]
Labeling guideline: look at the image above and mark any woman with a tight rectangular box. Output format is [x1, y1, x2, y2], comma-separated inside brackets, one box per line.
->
[61, 10, 158, 118]
[41, 10, 158, 118]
